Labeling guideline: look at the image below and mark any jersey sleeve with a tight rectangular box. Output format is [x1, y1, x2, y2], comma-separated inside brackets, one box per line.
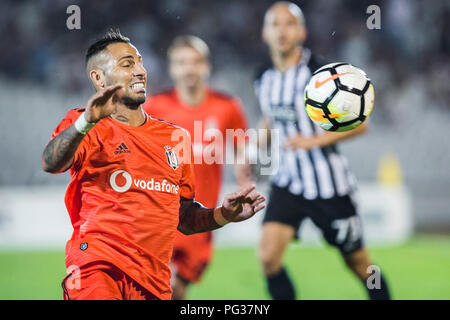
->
[50, 108, 90, 172]
[227, 98, 250, 147]
[178, 131, 196, 200]
[228, 98, 249, 131]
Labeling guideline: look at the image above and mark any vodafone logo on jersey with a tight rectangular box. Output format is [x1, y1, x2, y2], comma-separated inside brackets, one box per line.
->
[109, 170, 180, 194]
[109, 170, 132, 192]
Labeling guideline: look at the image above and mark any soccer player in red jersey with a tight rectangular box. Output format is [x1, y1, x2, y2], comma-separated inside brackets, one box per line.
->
[41, 30, 265, 300]
[142, 36, 253, 299]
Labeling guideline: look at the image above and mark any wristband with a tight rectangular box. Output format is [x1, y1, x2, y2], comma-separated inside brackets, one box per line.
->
[213, 207, 230, 226]
[74, 112, 97, 134]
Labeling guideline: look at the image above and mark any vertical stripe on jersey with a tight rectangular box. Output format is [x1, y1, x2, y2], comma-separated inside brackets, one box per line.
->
[342, 155, 357, 193]
[282, 66, 297, 106]
[294, 65, 319, 199]
[258, 71, 273, 117]
[285, 65, 303, 195]
[286, 122, 303, 195]
[272, 121, 290, 187]
[289, 64, 305, 195]
[309, 124, 338, 199]
[328, 153, 350, 196]
[296, 64, 336, 199]
[271, 71, 283, 106]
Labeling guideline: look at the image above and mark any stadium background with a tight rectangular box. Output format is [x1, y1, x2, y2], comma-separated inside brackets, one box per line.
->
[0, 0, 449, 299]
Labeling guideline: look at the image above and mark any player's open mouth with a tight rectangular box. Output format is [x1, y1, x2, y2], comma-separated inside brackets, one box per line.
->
[130, 82, 146, 93]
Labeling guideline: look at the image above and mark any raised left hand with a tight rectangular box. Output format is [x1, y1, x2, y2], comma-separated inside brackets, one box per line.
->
[221, 185, 266, 223]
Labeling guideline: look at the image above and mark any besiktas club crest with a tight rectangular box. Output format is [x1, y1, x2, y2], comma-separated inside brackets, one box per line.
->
[165, 146, 179, 170]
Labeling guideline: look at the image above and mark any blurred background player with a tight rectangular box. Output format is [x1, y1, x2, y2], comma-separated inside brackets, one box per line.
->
[41, 30, 265, 300]
[143, 36, 253, 299]
[255, 2, 391, 300]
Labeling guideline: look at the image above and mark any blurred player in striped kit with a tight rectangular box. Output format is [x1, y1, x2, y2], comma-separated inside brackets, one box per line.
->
[255, 2, 391, 300]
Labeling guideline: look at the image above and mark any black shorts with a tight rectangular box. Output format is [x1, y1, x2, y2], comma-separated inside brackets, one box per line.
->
[263, 185, 364, 254]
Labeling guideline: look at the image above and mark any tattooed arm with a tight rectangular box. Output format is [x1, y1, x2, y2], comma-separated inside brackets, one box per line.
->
[177, 199, 222, 235]
[41, 125, 87, 173]
[177, 185, 266, 235]
[41, 84, 122, 173]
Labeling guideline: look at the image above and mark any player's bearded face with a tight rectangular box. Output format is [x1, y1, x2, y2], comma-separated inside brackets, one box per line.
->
[169, 47, 210, 90]
[105, 42, 147, 109]
[263, 7, 306, 56]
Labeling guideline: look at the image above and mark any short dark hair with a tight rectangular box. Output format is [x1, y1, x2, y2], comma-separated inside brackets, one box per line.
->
[86, 29, 130, 65]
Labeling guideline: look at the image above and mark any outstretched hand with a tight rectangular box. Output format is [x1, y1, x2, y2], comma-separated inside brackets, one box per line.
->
[221, 185, 266, 223]
[84, 84, 123, 123]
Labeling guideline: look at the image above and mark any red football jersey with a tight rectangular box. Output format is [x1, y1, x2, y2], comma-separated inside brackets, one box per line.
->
[51, 109, 195, 300]
[143, 88, 248, 208]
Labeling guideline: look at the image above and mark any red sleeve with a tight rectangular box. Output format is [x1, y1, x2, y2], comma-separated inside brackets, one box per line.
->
[227, 98, 250, 147]
[50, 109, 90, 172]
[228, 98, 249, 131]
[178, 130, 196, 200]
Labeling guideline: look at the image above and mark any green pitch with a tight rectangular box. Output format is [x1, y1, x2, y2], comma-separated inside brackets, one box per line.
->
[1, 234, 449, 300]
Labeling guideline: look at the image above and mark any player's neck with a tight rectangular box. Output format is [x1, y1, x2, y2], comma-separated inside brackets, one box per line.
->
[175, 84, 207, 107]
[272, 46, 302, 73]
[110, 104, 146, 127]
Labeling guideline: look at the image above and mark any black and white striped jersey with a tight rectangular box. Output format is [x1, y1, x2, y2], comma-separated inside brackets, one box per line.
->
[254, 48, 356, 199]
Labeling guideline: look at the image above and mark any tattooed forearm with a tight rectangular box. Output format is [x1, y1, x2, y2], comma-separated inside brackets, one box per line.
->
[42, 125, 86, 173]
[178, 198, 222, 235]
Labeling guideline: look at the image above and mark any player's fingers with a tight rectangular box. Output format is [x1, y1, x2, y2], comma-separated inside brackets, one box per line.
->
[88, 90, 106, 104]
[250, 196, 266, 207]
[101, 84, 123, 100]
[238, 184, 256, 198]
[253, 203, 266, 213]
[89, 85, 122, 106]
[93, 84, 122, 101]
[110, 104, 118, 115]
[225, 191, 240, 203]
[246, 192, 261, 202]
[226, 185, 255, 201]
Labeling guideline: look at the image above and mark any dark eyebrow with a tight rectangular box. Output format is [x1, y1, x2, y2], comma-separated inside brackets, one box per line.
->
[118, 55, 142, 62]
[118, 55, 134, 61]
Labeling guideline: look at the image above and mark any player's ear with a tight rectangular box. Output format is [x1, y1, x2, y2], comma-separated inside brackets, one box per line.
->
[90, 69, 106, 90]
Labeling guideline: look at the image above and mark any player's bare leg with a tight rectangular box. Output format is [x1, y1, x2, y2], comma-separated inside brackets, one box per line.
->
[342, 248, 371, 281]
[341, 248, 391, 299]
[171, 275, 190, 300]
[259, 222, 296, 299]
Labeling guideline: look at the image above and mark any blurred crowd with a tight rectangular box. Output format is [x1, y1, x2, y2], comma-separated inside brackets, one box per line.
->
[0, 0, 449, 225]
[0, 0, 448, 113]
[0, 0, 449, 179]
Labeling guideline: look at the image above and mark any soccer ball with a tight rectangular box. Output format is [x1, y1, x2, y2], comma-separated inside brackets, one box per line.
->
[304, 62, 374, 132]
